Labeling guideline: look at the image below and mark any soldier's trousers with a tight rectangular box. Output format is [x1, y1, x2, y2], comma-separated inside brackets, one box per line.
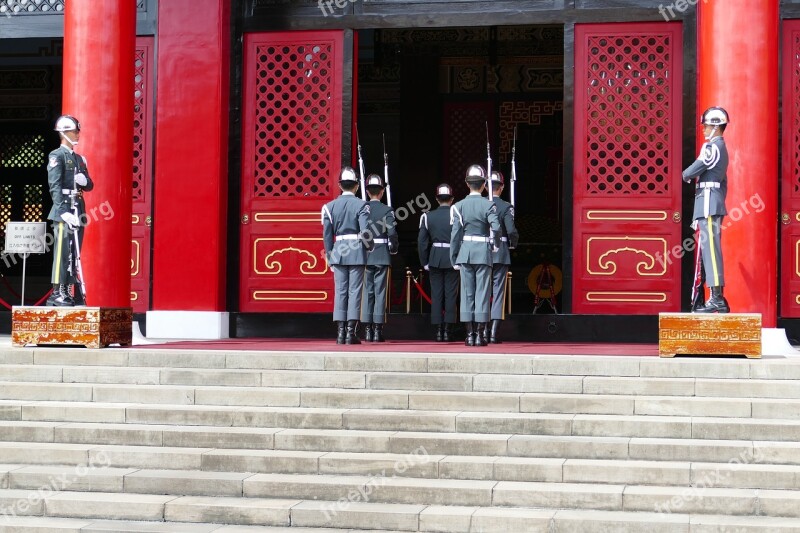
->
[490, 264, 509, 320]
[361, 265, 389, 324]
[429, 266, 459, 325]
[459, 264, 491, 323]
[332, 264, 365, 322]
[51, 221, 80, 285]
[698, 215, 724, 287]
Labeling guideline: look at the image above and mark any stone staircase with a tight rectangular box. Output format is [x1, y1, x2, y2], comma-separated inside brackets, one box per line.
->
[1, 347, 800, 532]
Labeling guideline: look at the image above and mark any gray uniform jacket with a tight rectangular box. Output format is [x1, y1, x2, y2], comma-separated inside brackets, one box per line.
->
[365, 199, 398, 266]
[47, 146, 94, 222]
[449, 193, 501, 266]
[418, 205, 454, 269]
[682, 136, 728, 220]
[322, 192, 372, 265]
[489, 197, 519, 265]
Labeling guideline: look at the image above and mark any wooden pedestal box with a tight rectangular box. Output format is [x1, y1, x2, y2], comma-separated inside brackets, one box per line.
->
[11, 306, 132, 349]
[658, 312, 761, 359]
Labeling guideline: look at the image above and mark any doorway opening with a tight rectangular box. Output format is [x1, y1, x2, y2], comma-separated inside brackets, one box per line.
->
[355, 25, 565, 314]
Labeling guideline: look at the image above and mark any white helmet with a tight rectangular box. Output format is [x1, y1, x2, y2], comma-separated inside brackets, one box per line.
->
[701, 107, 729, 126]
[54, 115, 81, 133]
[465, 164, 486, 181]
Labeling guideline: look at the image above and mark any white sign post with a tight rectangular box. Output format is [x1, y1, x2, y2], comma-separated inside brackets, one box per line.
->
[4, 222, 47, 306]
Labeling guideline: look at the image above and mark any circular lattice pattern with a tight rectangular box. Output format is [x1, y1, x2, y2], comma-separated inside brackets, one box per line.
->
[253, 43, 333, 197]
[132, 50, 147, 202]
[584, 35, 673, 195]
[0, 0, 64, 13]
[445, 105, 492, 197]
[794, 34, 800, 194]
[24, 183, 43, 222]
[0, 135, 45, 168]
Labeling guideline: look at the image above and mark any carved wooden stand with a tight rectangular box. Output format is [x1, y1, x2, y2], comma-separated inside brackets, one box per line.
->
[11, 306, 132, 349]
[658, 312, 761, 359]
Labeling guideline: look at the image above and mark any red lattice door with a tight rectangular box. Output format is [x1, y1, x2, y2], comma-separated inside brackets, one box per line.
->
[131, 37, 154, 312]
[781, 21, 800, 317]
[572, 23, 683, 314]
[240, 31, 345, 312]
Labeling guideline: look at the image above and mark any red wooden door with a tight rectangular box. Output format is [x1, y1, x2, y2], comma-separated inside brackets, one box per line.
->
[240, 31, 345, 312]
[131, 37, 154, 312]
[781, 21, 800, 317]
[572, 22, 684, 314]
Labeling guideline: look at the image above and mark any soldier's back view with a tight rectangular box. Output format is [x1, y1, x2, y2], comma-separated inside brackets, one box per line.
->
[322, 167, 373, 344]
[486, 171, 519, 343]
[450, 165, 501, 347]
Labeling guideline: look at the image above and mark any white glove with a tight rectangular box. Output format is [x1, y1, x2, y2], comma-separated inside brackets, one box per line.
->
[74, 173, 88, 187]
[60, 212, 80, 228]
[690, 220, 698, 231]
[492, 246, 500, 253]
[453, 265, 461, 271]
[424, 264, 429, 271]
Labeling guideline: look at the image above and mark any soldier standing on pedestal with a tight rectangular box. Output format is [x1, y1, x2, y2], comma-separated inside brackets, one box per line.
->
[322, 167, 373, 344]
[450, 165, 501, 347]
[418, 183, 459, 342]
[682, 106, 730, 313]
[46, 115, 93, 307]
[361, 174, 398, 342]
[485, 170, 519, 343]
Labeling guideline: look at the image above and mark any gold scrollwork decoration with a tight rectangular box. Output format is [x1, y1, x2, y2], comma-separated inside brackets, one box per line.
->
[131, 240, 140, 276]
[254, 212, 320, 223]
[253, 237, 328, 276]
[586, 236, 667, 276]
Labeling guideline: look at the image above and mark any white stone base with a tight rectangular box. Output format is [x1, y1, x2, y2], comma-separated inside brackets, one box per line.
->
[145, 311, 230, 340]
[762, 328, 800, 357]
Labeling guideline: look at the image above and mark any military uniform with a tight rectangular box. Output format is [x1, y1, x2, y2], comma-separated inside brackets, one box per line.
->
[322, 168, 373, 344]
[361, 175, 398, 342]
[487, 173, 519, 343]
[46, 143, 93, 305]
[450, 167, 501, 347]
[418, 184, 459, 341]
[682, 107, 730, 313]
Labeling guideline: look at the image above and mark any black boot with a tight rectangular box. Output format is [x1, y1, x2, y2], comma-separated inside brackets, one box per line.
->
[435, 324, 444, 342]
[465, 322, 476, 347]
[695, 286, 730, 314]
[345, 320, 361, 344]
[489, 319, 502, 344]
[442, 323, 453, 342]
[476, 322, 488, 346]
[336, 322, 346, 344]
[373, 323, 385, 342]
[46, 284, 74, 307]
[691, 285, 706, 312]
[363, 323, 374, 342]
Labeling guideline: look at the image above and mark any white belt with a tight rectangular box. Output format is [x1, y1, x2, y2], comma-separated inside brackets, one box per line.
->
[62, 189, 81, 194]
[463, 236, 489, 243]
[373, 238, 388, 244]
[500, 237, 508, 242]
[335, 234, 359, 241]
[696, 182, 721, 189]
[433, 242, 450, 248]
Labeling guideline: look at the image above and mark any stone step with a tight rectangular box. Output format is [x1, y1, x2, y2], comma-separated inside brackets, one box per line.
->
[9, 349, 800, 381]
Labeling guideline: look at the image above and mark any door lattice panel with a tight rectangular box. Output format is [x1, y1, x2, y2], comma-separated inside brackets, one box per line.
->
[0, 184, 12, 237]
[793, 32, 800, 196]
[252, 43, 334, 198]
[443, 102, 493, 196]
[23, 184, 43, 222]
[0, 134, 45, 168]
[582, 34, 674, 195]
[132, 48, 148, 203]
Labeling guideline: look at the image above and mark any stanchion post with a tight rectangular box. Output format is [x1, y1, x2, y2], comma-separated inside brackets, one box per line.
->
[506, 271, 512, 316]
[405, 268, 412, 314]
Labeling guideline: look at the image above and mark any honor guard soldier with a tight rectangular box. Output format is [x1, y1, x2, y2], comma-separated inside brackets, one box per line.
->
[361, 174, 398, 342]
[485, 171, 519, 343]
[322, 166, 374, 344]
[682, 106, 730, 313]
[450, 165, 501, 347]
[46, 115, 94, 306]
[418, 183, 459, 342]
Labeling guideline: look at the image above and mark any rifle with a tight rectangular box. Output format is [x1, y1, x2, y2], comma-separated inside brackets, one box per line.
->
[70, 167, 87, 304]
[355, 123, 366, 201]
[485, 122, 493, 201]
[383, 133, 392, 207]
[510, 126, 517, 208]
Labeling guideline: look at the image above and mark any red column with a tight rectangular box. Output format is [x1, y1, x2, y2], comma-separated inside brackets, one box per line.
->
[152, 0, 230, 311]
[698, 0, 779, 326]
[62, 0, 135, 307]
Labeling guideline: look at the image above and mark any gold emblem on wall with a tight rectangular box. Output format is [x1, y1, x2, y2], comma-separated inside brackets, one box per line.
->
[586, 236, 667, 277]
[253, 237, 328, 276]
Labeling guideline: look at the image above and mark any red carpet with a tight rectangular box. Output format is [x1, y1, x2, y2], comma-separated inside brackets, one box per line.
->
[134, 338, 659, 356]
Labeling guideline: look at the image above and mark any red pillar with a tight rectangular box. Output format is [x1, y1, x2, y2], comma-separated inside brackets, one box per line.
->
[698, 0, 779, 326]
[151, 0, 230, 312]
[62, 0, 135, 308]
